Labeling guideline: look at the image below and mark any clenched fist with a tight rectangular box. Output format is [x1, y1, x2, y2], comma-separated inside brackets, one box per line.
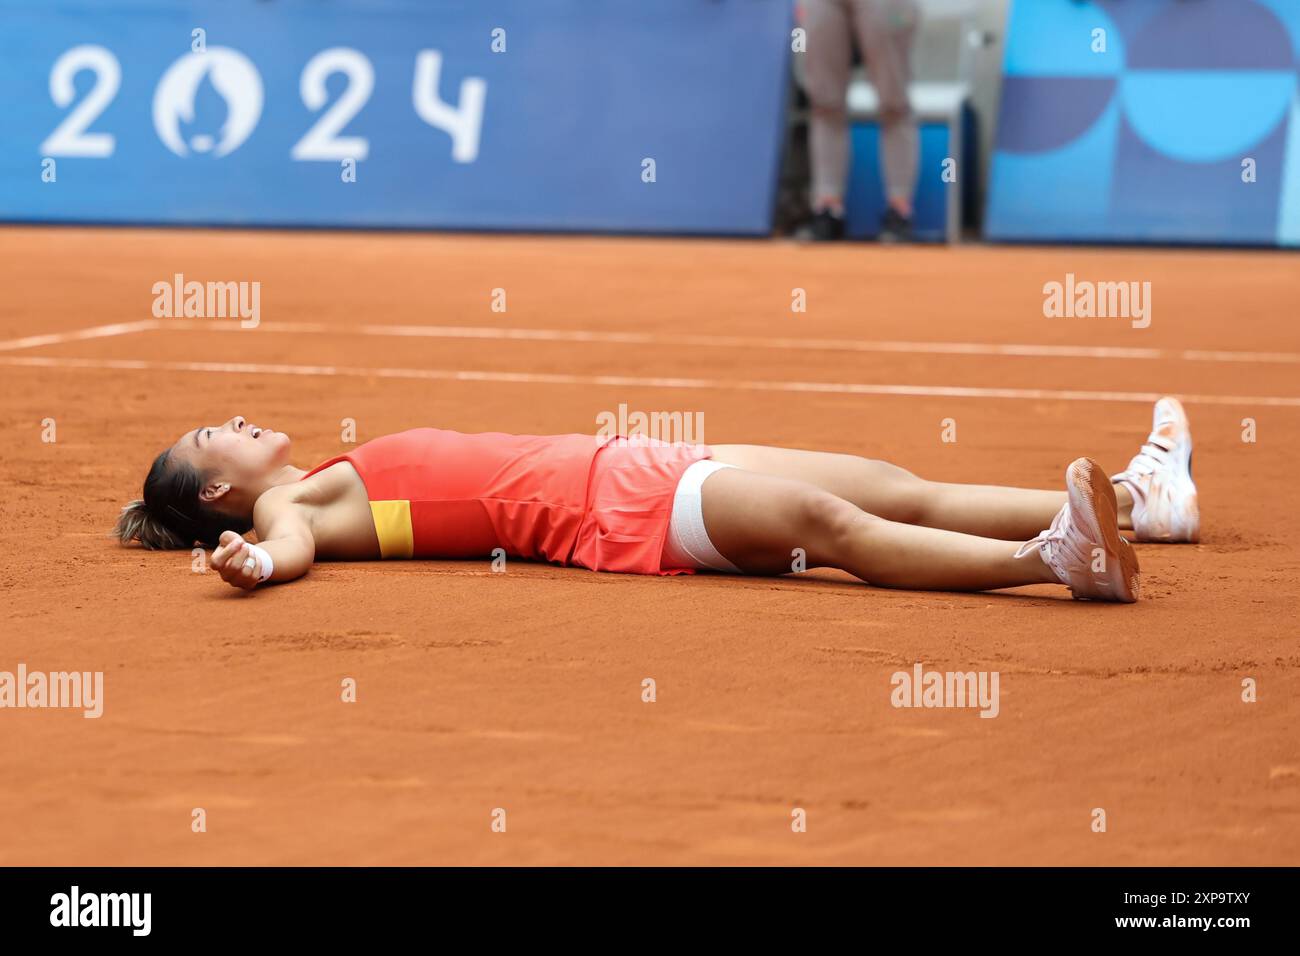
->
[210, 530, 264, 590]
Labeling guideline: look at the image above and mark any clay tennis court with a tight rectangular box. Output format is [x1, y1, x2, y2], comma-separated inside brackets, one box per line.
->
[2, 224, 1297, 865]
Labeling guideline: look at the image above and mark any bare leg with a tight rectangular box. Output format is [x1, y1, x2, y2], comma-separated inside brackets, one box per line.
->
[710, 444, 1134, 540]
[853, 0, 920, 217]
[921, 479, 1131, 537]
[699, 467, 1058, 592]
[803, 0, 855, 213]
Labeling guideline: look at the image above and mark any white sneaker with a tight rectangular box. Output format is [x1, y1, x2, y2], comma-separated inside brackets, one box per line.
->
[1112, 397, 1199, 543]
[1015, 457, 1141, 603]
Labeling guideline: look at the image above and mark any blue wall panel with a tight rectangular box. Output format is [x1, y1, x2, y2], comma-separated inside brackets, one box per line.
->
[0, 0, 792, 235]
[986, 0, 1300, 246]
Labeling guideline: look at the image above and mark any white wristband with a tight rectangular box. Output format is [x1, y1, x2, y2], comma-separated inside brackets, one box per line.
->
[246, 543, 274, 583]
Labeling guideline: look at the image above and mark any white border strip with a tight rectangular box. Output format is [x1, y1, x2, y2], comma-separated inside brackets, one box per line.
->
[9, 318, 1300, 365]
[4, 354, 1299, 407]
[0, 319, 159, 353]
[146, 319, 1300, 365]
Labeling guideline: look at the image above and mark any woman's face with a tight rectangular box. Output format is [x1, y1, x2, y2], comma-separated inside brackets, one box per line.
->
[169, 416, 292, 494]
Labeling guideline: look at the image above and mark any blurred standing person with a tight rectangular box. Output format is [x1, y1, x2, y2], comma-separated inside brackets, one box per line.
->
[802, 0, 920, 241]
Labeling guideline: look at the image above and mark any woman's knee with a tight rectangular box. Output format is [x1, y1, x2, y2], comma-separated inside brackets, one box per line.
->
[861, 458, 930, 525]
[796, 487, 876, 556]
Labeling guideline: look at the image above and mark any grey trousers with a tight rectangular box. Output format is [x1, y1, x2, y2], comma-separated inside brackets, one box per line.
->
[803, 0, 920, 206]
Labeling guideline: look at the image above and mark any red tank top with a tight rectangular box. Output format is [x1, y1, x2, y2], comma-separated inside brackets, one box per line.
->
[303, 429, 601, 563]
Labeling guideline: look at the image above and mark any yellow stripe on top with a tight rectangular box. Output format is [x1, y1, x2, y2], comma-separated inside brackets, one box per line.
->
[369, 500, 414, 559]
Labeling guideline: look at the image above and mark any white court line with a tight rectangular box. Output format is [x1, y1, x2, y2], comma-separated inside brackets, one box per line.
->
[10, 318, 1300, 365]
[4, 353, 1300, 407]
[154, 319, 1300, 365]
[0, 319, 160, 353]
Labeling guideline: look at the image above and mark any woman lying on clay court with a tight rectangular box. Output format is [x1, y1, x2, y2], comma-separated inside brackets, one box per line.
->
[114, 398, 1199, 603]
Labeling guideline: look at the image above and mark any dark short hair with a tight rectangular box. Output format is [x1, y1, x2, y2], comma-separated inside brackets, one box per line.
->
[114, 450, 251, 550]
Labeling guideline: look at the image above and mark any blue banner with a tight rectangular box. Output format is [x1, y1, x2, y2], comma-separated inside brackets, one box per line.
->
[0, 0, 792, 234]
[985, 0, 1300, 246]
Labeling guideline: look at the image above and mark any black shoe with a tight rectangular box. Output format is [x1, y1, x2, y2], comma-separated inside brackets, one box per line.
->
[878, 208, 914, 243]
[810, 208, 845, 241]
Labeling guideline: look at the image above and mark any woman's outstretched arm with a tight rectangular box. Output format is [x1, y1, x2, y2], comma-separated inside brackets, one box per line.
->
[210, 490, 315, 590]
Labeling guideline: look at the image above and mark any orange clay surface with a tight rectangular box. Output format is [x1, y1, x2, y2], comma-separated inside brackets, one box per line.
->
[1, 226, 1297, 866]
